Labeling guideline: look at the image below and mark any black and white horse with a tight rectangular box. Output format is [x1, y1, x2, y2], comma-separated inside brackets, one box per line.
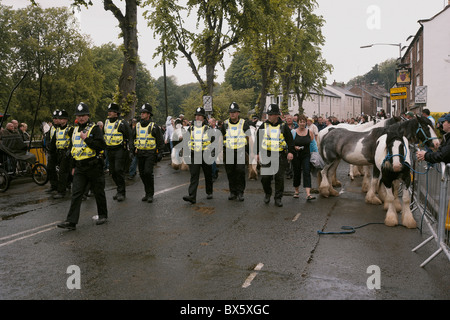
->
[318, 116, 439, 205]
[317, 117, 401, 192]
[374, 131, 415, 228]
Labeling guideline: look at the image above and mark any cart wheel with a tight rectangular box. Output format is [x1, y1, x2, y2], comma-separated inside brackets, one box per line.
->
[0, 168, 10, 192]
[32, 163, 48, 186]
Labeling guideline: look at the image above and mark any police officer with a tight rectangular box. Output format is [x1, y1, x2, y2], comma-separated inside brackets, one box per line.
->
[256, 104, 294, 207]
[57, 102, 108, 230]
[45, 110, 60, 194]
[51, 110, 73, 199]
[131, 103, 165, 203]
[221, 102, 251, 201]
[104, 103, 131, 202]
[183, 107, 215, 204]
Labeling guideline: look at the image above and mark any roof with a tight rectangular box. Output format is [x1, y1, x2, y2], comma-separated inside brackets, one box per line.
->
[328, 85, 362, 98]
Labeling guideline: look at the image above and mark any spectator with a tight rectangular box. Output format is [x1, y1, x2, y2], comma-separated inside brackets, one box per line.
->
[422, 108, 436, 127]
[416, 114, 450, 164]
[19, 123, 30, 142]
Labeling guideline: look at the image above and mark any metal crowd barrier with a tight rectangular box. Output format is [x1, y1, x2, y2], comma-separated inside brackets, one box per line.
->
[409, 145, 450, 267]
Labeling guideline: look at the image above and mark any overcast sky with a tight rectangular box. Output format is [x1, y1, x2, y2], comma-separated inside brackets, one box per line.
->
[3, 0, 448, 85]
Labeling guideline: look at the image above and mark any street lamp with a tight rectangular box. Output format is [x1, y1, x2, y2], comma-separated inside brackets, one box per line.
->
[360, 43, 404, 60]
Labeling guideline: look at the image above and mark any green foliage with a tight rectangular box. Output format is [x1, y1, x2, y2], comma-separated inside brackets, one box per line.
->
[347, 58, 397, 91]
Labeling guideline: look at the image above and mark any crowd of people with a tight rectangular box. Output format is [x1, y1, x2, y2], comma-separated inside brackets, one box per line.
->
[4, 99, 450, 231]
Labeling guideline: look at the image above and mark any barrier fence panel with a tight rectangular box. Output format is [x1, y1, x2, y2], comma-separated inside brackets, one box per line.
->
[410, 144, 450, 267]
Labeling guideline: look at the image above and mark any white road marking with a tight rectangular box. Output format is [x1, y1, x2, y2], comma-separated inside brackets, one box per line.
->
[0, 223, 59, 248]
[242, 262, 264, 288]
[0, 181, 193, 248]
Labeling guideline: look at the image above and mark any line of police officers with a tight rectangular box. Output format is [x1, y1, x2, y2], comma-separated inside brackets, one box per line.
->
[55, 101, 293, 230]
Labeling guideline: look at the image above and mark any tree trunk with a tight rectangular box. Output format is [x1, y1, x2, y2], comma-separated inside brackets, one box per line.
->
[104, 0, 138, 120]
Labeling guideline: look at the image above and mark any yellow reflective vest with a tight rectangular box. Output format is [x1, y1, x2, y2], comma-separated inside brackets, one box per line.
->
[224, 119, 246, 150]
[71, 125, 96, 160]
[104, 119, 123, 147]
[55, 126, 72, 150]
[135, 122, 156, 150]
[189, 125, 211, 152]
[261, 123, 287, 152]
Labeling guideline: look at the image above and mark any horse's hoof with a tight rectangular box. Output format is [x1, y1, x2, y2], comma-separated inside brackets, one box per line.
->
[319, 187, 330, 198]
[384, 214, 398, 227]
[329, 188, 340, 197]
[332, 181, 342, 187]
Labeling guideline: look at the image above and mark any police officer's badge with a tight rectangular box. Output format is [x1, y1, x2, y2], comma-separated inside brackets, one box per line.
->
[268, 105, 272, 112]
[77, 104, 83, 111]
[197, 108, 201, 112]
[59, 111, 62, 116]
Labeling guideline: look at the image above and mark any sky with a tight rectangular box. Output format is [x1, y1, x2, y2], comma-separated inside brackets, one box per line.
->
[2, 0, 448, 86]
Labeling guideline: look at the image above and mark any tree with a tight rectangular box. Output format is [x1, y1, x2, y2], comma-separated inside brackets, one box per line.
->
[143, 0, 242, 100]
[50, 0, 141, 120]
[8, 5, 103, 124]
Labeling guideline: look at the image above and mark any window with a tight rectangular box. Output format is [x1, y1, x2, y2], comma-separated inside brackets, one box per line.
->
[416, 41, 420, 62]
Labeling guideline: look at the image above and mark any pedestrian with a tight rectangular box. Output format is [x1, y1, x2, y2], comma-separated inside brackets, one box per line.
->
[221, 102, 251, 201]
[131, 103, 165, 203]
[164, 116, 174, 153]
[183, 107, 214, 204]
[209, 117, 219, 181]
[19, 123, 30, 142]
[128, 118, 138, 179]
[57, 102, 108, 230]
[45, 110, 60, 194]
[51, 110, 73, 199]
[291, 114, 316, 201]
[405, 111, 415, 120]
[416, 113, 450, 164]
[316, 116, 327, 131]
[422, 108, 436, 127]
[104, 103, 132, 202]
[256, 104, 294, 207]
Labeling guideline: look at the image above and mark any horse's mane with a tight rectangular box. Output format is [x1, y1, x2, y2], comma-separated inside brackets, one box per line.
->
[384, 116, 433, 142]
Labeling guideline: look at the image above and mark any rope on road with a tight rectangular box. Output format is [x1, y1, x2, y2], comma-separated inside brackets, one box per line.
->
[317, 222, 417, 235]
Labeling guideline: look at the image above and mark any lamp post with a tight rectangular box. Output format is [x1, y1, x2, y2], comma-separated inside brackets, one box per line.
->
[360, 43, 403, 60]
[360, 42, 408, 116]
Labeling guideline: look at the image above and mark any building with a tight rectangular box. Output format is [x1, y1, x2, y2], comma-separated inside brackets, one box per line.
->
[400, 3, 450, 113]
[348, 84, 390, 116]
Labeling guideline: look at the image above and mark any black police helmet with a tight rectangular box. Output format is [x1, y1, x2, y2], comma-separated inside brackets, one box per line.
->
[107, 103, 121, 114]
[75, 102, 90, 116]
[140, 103, 153, 116]
[229, 102, 240, 113]
[266, 104, 280, 115]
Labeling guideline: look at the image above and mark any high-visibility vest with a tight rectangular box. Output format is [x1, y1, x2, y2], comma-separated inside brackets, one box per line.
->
[55, 126, 72, 149]
[71, 124, 96, 160]
[261, 123, 287, 151]
[189, 125, 211, 152]
[135, 122, 156, 150]
[224, 119, 246, 150]
[104, 119, 123, 147]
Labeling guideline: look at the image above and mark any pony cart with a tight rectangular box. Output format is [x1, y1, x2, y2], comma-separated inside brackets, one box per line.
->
[0, 136, 48, 192]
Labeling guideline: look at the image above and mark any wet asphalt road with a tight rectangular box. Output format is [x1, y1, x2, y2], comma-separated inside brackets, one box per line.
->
[0, 157, 449, 301]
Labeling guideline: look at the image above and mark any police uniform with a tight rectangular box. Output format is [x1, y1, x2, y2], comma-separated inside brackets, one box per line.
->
[220, 102, 250, 201]
[183, 107, 214, 204]
[104, 103, 132, 202]
[57, 102, 107, 230]
[256, 104, 295, 207]
[131, 103, 165, 203]
[45, 110, 60, 193]
[50, 110, 73, 199]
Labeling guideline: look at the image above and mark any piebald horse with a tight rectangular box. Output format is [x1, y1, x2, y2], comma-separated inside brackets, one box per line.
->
[318, 116, 439, 205]
[317, 117, 402, 196]
[374, 130, 416, 228]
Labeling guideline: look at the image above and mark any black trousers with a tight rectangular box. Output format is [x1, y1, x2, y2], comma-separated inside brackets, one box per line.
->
[108, 147, 127, 196]
[138, 152, 157, 196]
[292, 153, 311, 188]
[47, 152, 58, 189]
[224, 148, 246, 196]
[56, 149, 71, 194]
[260, 153, 288, 199]
[188, 152, 213, 199]
[66, 159, 107, 224]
